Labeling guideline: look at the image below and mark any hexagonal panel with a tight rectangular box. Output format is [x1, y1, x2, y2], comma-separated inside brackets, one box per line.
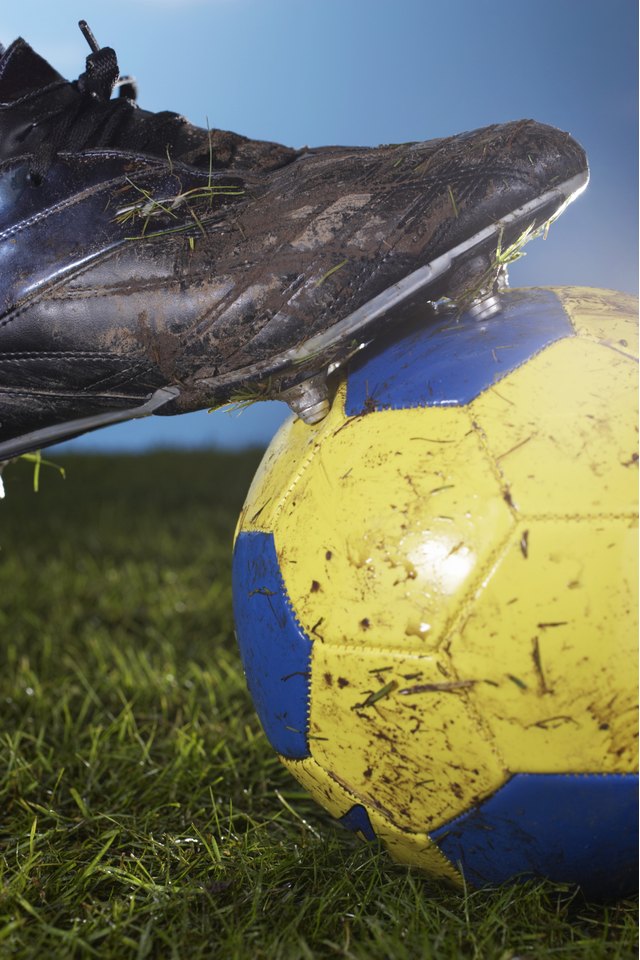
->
[273, 404, 514, 652]
[307, 641, 507, 831]
[470, 337, 638, 517]
[553, 286, 638, 360]
[236, 400, 332, 536]
[282, 755, 462, 884]
[448, 518, 638, 773]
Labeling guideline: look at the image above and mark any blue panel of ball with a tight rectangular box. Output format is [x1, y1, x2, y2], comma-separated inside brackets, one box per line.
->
[430, 772, 639, 899]
[232, 531, 311, 760]
[345, 288, 573, 414]
[338, 804, 378, 842]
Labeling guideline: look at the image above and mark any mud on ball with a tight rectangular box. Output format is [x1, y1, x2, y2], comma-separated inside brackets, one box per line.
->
[232, 286, 638, 899]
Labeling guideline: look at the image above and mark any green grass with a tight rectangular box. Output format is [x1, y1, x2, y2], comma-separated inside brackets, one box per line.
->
[0, 453, 637, 959]
[113, 178, 245, 242]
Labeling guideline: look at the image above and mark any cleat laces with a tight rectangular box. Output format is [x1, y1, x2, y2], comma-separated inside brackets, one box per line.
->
[28, 20, 182, 184]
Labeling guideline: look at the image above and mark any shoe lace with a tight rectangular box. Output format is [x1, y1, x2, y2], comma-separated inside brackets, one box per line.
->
[29, 20, 178, 183]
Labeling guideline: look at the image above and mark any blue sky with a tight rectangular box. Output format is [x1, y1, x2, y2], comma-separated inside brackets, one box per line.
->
[2, 0, 637, 452]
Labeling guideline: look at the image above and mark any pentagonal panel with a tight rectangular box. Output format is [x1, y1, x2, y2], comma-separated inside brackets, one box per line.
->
[470, 337, 638, 516]
[430, 772, 639, 899]
[232, 531, 311, 760]
[345, 288, 572, 413]
[273, 404, 514, 652]
[448, 519, 638, 773]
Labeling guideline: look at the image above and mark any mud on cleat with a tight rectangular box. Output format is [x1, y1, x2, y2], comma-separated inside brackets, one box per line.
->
[0, 22, 589, 458]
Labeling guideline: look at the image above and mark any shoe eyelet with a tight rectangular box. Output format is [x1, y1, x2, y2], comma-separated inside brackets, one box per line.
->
[27, 171, 44, 187]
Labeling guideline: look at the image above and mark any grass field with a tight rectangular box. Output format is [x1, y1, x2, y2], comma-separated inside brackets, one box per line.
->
[0, 452, 637, 959]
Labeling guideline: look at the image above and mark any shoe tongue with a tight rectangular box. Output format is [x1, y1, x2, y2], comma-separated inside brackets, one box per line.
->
[0, 38, 66, 102]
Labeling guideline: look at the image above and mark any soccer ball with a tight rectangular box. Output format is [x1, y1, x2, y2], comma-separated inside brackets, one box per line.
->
[232, 287, 638, 898]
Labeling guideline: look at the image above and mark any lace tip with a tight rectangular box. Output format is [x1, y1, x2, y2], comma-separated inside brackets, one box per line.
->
[78, 20, 101, 54]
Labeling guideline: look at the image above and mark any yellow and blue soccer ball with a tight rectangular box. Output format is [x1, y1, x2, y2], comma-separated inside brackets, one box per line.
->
[232, 287, 638, 898]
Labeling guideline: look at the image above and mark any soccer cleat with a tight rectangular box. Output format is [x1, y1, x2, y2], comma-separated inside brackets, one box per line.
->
[0, 23, 589, 457]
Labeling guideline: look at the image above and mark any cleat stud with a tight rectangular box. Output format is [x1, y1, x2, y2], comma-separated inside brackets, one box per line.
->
[467, 292, 503, 321]
[280, 374, 331, 424]
[445, 254, 503, 320]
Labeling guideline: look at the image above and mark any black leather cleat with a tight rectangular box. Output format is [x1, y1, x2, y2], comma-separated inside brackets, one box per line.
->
[0, 23, 588, 457]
